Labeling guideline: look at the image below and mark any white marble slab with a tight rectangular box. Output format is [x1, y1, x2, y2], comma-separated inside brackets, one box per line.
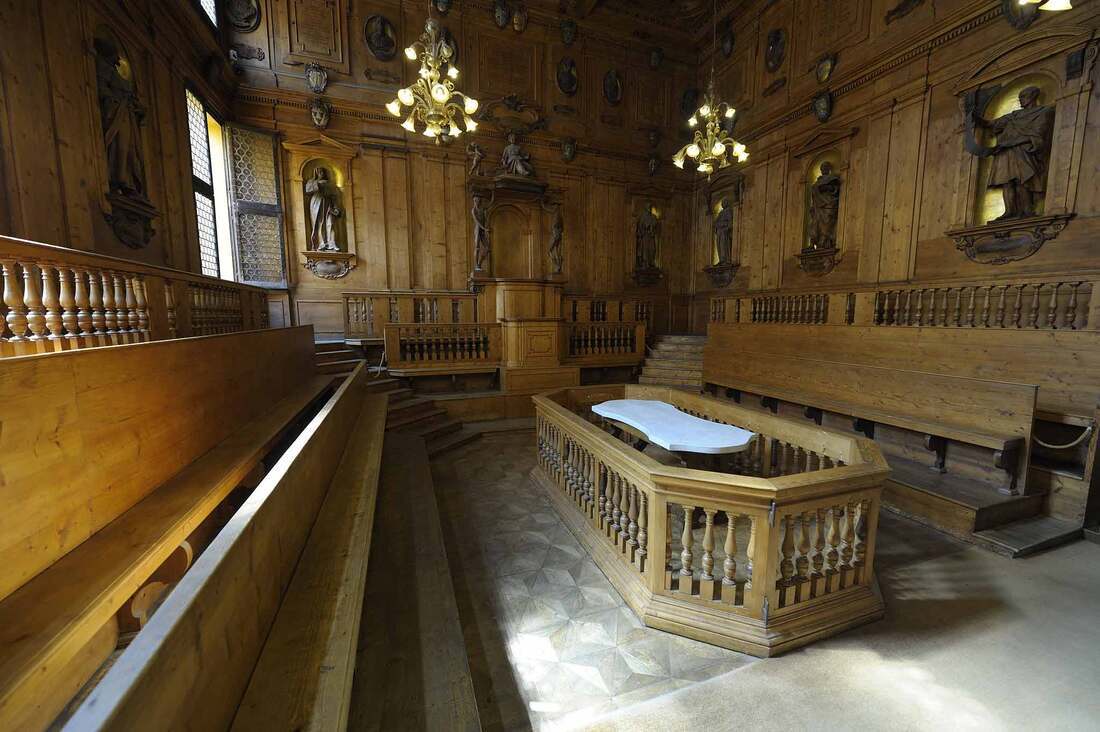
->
[592, 399, 755, 455]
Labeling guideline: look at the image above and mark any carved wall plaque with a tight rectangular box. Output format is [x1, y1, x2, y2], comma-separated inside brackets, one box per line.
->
[556, 57, 578, 96]
[364, 15, 396, 61]
[948, 214, 1074, 265]
[604, 70, 623, 106]
[228, 0, 262, 33]
[765, 29, 786, 72]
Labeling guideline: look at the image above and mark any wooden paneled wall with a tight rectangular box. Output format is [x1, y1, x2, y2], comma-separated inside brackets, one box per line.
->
[685, 0, 1100, 331]
[230, 0, 698, 339]
[0, 0, 236, 271]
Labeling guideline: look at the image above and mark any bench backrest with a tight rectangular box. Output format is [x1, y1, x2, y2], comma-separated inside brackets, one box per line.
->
[703, 340, 1037, 448]
[65, 365, 381, 731]
[0, 327, 314, 603]
[706, 322, 1098, 418]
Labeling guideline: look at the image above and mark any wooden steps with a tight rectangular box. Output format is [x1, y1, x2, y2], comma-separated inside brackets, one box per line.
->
[638, 334, 705, 389]
[349, 433, 480, 731]
[314, 341, 365, 375]
[972, 516, 1083, 557]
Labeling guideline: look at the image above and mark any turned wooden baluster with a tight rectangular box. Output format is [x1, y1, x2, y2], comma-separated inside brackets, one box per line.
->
[1029, 285, 1041, 328]
[840, 502, 855, 584]
[2, 259, 29, 342]
[40, 264, 64, 347]
[58, 266, 78, 347]
[73, 267, 93, 346]
[113, 273, 129, 342]
[1065, 282, 1082, 330]
[980, 286, 992, 327]
[610, 474, 622, 535]
[597, 464, 607, 524]
[1047, 283, 1060, 329]
[853, 500, 869, 583]
[723, 513, 737, 590]
[825, 506, 841, 591]
[618, 481, 630, 543]
[953, 288, 963, 326]
[700, 509, 716, 581]
[778, 515, 796, 606]
[124, 274, 139, 337]
[796, 512, 812, 599]
[1012, 284, 1025, 328]
[101, 271, 118, 342]
[627, 485, 639, 548]
[22, 262, 47, 347]
[913, 289, 923, 326]
[812, 508, 826, 596]
[745, 516, 755, 593]
[995, 285, 1007, 327]
[679, 505, 695, 586]
[88, 269, 107, 344]
[636, 491, 648, 568]
[966, 287, 977, 327]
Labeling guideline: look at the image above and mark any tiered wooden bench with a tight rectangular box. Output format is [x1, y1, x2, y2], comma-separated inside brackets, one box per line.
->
[63, 363, 388, 730]
[703, 349, 1040, 537]
[0, 327, 331, 731]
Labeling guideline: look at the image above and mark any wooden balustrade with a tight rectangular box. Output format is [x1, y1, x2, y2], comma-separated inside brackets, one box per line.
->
[563, 321, 646, 365]
[533, 383, 890, 657]
[383, 322, 502, 372]
[709, 278, 1098, 331]
[343, 290, 479, 341]
[564, 295, 654, 325]
[0, 235, 270, 358]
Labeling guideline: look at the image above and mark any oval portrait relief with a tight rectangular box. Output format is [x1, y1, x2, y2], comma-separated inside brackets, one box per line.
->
[603, 69, 623, 106]
[365, 15, 397, 61]
[557, 57, 578, 97]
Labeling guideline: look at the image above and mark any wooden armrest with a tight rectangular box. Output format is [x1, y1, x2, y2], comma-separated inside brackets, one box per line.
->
[0, 375, 334, 731]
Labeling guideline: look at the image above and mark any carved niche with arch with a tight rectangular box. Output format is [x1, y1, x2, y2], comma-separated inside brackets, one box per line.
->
[946, 27, 1096, 265]
[787, 126, 859, 277]
[282, 135, 359, 280]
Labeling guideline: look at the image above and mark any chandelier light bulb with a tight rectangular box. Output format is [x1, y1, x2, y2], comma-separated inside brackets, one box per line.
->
[401, 114, 417, 132]
[397, 88, 415, 105]
[699, 104, 711, 117]
[405, 46, 417, 60]
[464, 97, 479, 115]
[711, 141, 726, 156]
[424, 126, 437, 138]
[447, 66, 459, 80]
[431, 83, 450, 103]
[386, 99, 402, 117]
[1039, 0, 1072, 9]
[673, 157, 685, 169]
[464, 115, 478, 132]
[687, 143, 701, 158]
[725, 107, 735, 119]
[698, 163, 712, 174]
[688, 116, 698, 127]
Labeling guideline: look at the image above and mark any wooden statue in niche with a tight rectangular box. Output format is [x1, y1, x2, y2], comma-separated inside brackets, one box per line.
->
[94, 30, 158, 249]
[548, 205, 564, 275]
[472, 194, 491, 273]
[305, 167, 343, 252]
[632, 203, 663, 285]
[807, 162, 841, 251]
[704, 197, 739, 288]
[970, 86, 1054, 221]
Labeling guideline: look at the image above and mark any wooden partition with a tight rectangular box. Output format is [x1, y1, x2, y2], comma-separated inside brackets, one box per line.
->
[534, 384, 890, 657]
[0, 235, 271, 358]
[342, 290, 479, 342]
[384, 322, 502, 374]
[64, 365, 387, 730]
[0, 327, 324, 731]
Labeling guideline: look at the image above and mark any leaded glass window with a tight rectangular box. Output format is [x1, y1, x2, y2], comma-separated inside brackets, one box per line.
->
[227, 127, 287, 287]
[186, 89, 219, 277]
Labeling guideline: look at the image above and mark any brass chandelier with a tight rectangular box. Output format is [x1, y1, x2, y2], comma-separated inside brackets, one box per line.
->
[1018, 0, 1071, 9]
[386, 7, 479, 143]
[673, 0, 748, 177]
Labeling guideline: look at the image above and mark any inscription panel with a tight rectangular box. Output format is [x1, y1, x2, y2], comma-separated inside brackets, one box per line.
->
[284, 0, 349, 72]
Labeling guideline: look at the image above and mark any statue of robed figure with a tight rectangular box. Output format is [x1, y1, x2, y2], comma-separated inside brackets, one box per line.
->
[472, 194, 491, 272]
[500, 133, 534, 178]
[635, 204, 660, 270]
[94, 36, 147, 197]
[971, 86, 1054, 221]
[807, 162, 841, 251]
[714, 199, 734, 264]
[305, 168, 342, 252]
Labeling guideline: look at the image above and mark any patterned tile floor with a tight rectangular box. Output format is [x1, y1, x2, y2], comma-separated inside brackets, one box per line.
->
[433, 432, 759, 732]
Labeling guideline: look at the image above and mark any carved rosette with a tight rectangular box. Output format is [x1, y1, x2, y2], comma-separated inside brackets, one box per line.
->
[703, 262, 739, 288]
[948, 213, 1074, 265]
[795, 247, 840, 276]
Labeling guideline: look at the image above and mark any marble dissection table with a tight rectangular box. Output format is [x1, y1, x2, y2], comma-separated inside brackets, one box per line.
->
[591, 399, 755, 461]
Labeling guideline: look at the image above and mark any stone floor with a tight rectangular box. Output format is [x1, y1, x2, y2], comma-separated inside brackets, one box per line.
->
[434, 430, 1100, 731]
[433, 432, 758, 731]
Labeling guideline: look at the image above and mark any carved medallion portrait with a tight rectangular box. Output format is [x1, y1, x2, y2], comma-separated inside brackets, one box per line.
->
[603, 69, 623, 106]
[493, 0, 512, 29]
[305, 63, 328, 94]
[561, 137, 577, 162]
[649, 47, 664, 70]
[310, 98, 331, 129]
[556, 57, 578, 97]
[513, 3, 528, 32]
[364, 15, 397, 61]
[815, 53, 837, 84]
[227, 0, 261, 33]
[681, 88, 700, 118]
[812, 91, 832, 122]
[560, 18, 578, 46]
[765, 29, 786, 72]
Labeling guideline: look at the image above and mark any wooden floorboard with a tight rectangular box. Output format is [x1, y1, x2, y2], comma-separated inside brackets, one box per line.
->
[348, 433, 481, 732]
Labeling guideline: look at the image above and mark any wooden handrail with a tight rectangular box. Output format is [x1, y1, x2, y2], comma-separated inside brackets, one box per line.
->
[1, 235, 270, 357]
[383, 322, 502, 370]
[533, 384, 890, 657]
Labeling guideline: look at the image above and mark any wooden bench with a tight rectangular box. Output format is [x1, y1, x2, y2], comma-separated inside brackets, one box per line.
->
[0, 327, 331, 731]
[64, 364, 388, 730]
[703, 348, 1040, 534]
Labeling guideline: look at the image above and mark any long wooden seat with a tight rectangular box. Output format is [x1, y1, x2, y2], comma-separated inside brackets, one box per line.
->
[64, 365, 388, 730]
[0, 327, 325, 731]
[703, 347, 1040, 535]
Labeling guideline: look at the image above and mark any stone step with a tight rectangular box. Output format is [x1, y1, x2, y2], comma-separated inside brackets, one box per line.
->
[364, 377, 403, 394]
[411, 416, 464, 441]
[315, 349, 357, 364]
[387, 397, 437, 421]
[638, 374, 702, 387]
[387, 406, 448, 430]
[427, 427, 483, 457]
[642, 365, 703, 379]
[652, 344, 705, 355]
[655, 335, 707, 345]
[643, 356, 703, 369]
[313, 340, 347, 353]
[316, 359, 363, 375]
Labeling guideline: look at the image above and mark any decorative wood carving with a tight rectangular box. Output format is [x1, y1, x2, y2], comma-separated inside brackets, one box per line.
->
[303, 251, 354, 279]
[795, 247, 840, 276]
[364, 15, 396, 61]
[812, 91, 832, 122]
[885, 0, 922, 25]
[948, 213, 1075, 265]
[604, 70, 624, 106]
[228, 0, 262, 33]
[765, 29, 786, 72]
[704, 262, 738, 288]
[285, 0, 349, 73]
[1001, 0, 1040, 32]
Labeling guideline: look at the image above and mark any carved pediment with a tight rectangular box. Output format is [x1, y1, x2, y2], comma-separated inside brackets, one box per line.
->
[282, 134, 358, 159]
[952, 26, 1095, 94]
[792, 126, 860, 159]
